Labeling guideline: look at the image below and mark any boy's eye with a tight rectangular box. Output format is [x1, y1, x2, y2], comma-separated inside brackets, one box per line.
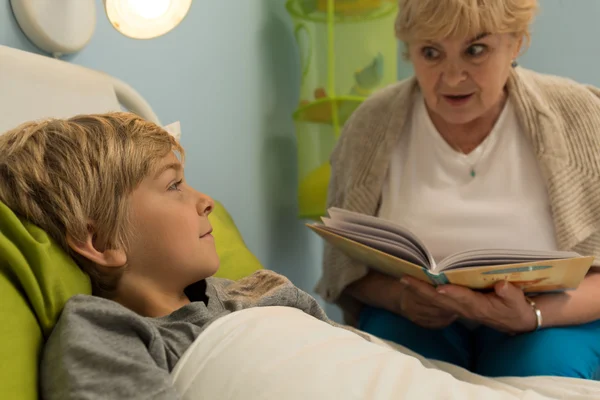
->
[421, 46, 441, 61]
[465, 44, 488, 58]
[168, 179, 183, 191]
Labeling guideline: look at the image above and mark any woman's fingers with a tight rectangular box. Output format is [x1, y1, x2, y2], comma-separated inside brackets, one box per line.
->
[402, 290, 458, 321]
[411, 311, 458, 329]
[397, 276, 460, 329]
[401, 276, 450, 308]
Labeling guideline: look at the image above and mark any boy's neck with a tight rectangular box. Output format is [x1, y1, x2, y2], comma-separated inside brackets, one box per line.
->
[112, 277, 191, 318]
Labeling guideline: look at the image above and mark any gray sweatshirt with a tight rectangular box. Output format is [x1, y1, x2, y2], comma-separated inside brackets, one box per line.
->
[40, 270, 367, 399]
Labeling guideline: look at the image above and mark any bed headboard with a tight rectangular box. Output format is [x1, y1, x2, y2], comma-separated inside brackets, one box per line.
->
[0, 45, 160, 134]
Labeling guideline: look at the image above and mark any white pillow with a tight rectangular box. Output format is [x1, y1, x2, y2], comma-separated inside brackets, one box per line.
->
[163, 121, 181, 141]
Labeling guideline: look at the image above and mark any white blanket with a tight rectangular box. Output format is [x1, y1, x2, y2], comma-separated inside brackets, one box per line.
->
[171, 307, 600, 400]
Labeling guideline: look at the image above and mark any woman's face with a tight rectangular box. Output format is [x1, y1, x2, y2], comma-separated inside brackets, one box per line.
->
[408, 33, 521, 125]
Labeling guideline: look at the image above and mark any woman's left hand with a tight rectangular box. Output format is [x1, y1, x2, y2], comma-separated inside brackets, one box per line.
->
[435, 281, 538, 334]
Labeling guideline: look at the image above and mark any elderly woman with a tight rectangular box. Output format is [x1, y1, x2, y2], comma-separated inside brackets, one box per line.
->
[316, 0, 600, 379]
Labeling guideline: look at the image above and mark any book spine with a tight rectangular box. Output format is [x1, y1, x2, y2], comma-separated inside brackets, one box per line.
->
[424, 271, 449, 286]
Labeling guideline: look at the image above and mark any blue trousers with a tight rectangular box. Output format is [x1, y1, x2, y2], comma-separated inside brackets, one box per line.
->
[359, 305, 600, 379]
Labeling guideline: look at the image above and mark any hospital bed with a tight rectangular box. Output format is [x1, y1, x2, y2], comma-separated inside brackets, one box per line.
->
[1, 44, 599, 400]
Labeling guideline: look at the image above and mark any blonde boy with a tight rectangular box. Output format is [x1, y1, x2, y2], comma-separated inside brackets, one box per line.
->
[0, 113, 343, 399]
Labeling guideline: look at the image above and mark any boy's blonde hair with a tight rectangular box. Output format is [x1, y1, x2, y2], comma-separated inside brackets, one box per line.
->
[396, 0, 538, 56]
[0, 112, 184, 297]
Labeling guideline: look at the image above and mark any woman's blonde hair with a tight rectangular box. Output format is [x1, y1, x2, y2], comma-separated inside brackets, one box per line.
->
[0, 112, 184, 297]
[396, 0, 538, 55]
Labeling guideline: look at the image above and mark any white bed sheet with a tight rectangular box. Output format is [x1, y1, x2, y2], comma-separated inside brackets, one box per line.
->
[171, 306, 600, 400]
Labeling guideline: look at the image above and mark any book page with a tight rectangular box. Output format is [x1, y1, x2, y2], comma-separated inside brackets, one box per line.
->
[307, 225, 433, 283]
[327, 207, 436, 268]
[321, 218, 429, 265]
[317, 225, 429, 267]
[436, 248, 582, 272]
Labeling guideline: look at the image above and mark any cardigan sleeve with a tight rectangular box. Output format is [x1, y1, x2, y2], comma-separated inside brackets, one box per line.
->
[317, 115, 368, 275]
[316, 79, 416, 326]
[314, 115, 371, 326]
[313, 80, 410, 326]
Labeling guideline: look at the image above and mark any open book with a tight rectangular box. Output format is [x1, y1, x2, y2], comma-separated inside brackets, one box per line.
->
[307, 207, 597, 293]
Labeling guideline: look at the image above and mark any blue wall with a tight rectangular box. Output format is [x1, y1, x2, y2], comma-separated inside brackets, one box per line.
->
[519, 0, 600, 86]
[1, 0, 340, 318]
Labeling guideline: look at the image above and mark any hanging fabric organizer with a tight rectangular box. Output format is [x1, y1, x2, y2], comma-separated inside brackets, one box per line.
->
[287, 0, 398, 219]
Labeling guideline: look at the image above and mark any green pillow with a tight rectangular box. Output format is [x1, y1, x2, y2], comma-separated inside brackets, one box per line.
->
[211, 201, 264, 280]
[0, 200, 90, 400]
[0, 199, 262, 400]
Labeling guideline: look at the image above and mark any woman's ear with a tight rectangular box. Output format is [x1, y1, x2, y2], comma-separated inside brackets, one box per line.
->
[66, 225, 127, 267]
[512, 35, 524, 60]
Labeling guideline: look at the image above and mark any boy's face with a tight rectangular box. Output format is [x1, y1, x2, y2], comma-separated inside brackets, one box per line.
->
[125, 152, 219, 290]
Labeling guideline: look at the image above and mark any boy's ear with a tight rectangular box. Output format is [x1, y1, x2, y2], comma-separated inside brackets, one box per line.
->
[66, 225, 127, 268]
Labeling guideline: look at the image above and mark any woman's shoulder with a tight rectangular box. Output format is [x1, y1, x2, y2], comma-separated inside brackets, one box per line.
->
[515, 68, 600, 156]
[517, 68, 600, 114]
[518, 67, 596, 89]
[335, 78, 417, 154]
[350, 77, 417, 118]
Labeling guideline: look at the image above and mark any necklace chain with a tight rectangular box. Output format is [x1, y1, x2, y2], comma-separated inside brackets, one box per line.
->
[447, 137, 490, 178]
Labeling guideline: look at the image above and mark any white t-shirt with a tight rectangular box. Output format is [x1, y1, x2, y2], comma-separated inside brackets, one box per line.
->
[379, 94, 558, 263]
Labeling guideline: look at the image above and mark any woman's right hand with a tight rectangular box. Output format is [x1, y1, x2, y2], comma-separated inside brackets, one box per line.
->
[393, 276, 458, 329]
[346, 272, 457, 330]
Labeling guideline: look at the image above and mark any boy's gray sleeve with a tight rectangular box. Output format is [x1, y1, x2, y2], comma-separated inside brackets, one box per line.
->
[41, 297, 180, 400]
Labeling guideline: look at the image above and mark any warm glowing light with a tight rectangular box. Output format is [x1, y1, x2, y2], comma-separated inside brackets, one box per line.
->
[125, 0, 171, 20]
[104, 0, 192, 39]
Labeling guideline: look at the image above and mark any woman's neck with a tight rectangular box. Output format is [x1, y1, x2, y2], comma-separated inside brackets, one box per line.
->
[428, 91, 508, 154]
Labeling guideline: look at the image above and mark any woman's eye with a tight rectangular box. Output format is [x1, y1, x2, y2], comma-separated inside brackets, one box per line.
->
[168, 180, 183, 191]
[466, 44, 488, 58]
[421, 47, 441, 61]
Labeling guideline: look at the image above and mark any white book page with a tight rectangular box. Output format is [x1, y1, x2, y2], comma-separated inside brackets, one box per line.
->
[436, 248, 582, 272]
[327, 207, 436, 268]
[320, 226, 429, 267]
[322, 208, 591, 274]
[322, 218, 429, 263]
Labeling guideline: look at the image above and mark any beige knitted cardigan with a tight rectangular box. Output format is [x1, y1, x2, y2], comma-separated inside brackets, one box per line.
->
[316, 67, 600, 326]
